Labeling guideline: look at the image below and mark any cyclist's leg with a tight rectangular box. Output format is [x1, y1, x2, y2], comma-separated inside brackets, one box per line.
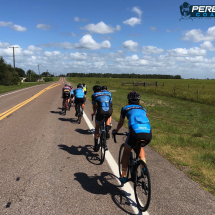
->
[74, 97, 78, 116]
[139, 147, 146, 163]
[93, 114, 103, 152]
[121, 144, 132, 179]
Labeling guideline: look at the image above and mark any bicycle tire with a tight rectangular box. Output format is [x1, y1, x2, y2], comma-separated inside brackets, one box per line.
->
[100, 132, 106, 164]
[134, 160, 151, 212]
[64, 101, 67, 115]
[78, 104, 82, 124]
[118, 143, 130, 179]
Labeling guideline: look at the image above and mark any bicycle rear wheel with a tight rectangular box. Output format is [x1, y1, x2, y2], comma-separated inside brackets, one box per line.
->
[99, 132, 106, 164]
[134, 160, 151, 212]
[118, 144, 130, 179]
[77, 104, 82, 124]
[64, 101, 67, 115]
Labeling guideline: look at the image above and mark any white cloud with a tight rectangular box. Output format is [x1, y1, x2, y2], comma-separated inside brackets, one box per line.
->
[142, 46, 164, 55]
[36, 24, 51, 30]
[0, 41, 10, 48]
[69, 52, 87, 61]
[0, 21, 27, 31]
[39, 42, 74, 49]
[166, 47, 206, 56]
[80, 21, 120, 34]
[181, 26, 215, 42]
[75, 35, 111, 50]
[200, 41, 215, 51]
[26, 45, 43, 52]
[123, 17, 141, 27]
[123, 40, 139, 52]
[150, 26, 158, 32]
[132, 6, 142, 18]
[11, 25, 27, 32]
[0, 21, 13, 26]
[123, 6, 142, 27]
[74, 17, 79, 22]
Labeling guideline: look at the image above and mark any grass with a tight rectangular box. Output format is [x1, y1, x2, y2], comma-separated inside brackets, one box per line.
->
[69, 77, 215, 196]
[0, 77, 60, 94]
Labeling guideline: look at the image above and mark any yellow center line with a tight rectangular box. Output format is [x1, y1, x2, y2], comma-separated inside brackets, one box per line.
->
[0, 82, 62, 121]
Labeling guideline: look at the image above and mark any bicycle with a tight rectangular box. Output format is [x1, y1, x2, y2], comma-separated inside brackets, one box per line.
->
[113, 132, 151, 212]
[92, 114, 109, 164]
[63, 98, 69, 115]
[76, 103, 83, 124]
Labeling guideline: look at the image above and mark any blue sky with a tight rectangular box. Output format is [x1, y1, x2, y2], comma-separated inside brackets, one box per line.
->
[1, 0, 215, 79]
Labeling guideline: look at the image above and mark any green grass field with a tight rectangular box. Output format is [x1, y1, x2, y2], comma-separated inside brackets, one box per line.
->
[0, 77, 60, 94]
[69, 77, 215, 196]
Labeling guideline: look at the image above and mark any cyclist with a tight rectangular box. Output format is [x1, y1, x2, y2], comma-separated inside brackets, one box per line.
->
[102, 86, 112, 127]
[112, 91, 152, 183]
[62, 83, 71, 110]
[70, 85, 75, 105]
[92, 85, 112, 152]
[74, 83, 85, 117]
[83, 83, 87, 95]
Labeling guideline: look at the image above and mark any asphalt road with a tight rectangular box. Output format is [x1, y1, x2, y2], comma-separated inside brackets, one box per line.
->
[0, 78, 214, 215]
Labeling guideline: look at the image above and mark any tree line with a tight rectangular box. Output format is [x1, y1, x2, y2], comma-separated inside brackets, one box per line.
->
[0, 57, 54, 86]
[66, 72, 182, 79]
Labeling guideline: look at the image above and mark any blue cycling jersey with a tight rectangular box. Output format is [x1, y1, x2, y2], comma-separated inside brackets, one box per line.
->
[101, 90, 112, 102]
[120, 104, 151, 133]
[74, 88, 85, 98]
[71, 89, 74, 94]
[92, 91, 112, 111]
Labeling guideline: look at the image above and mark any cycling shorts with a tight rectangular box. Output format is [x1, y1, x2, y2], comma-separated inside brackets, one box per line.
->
[126, 127, 152, 148]
[63, 91, 70, 99]
[71, 94, 74, 98]
[75, 98, 85, 105]
[95, 107, 112, 124]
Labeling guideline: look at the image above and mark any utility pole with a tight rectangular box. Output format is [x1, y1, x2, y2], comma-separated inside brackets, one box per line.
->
[9, 46, 19, 73]
[38, 65, 40, 79]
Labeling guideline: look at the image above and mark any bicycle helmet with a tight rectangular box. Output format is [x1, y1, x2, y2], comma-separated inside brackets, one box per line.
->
[83, 83, 85, 86]
[102, 86, 107, 90]
[93, 85, 102, 93]
[77, 83, 82, 88]
[127, 91, 141, 103]
[65, 83, 69, 86]
[70, 85, 73, 89]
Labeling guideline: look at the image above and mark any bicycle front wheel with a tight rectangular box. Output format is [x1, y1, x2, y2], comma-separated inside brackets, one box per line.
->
[100, 132, 106, 164]
[134, 160, 151, 212]
[118, 143, 130, 179]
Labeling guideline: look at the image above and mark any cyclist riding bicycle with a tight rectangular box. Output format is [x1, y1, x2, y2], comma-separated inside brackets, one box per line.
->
[112, 91, 152, 183]
[92, 85, 113, 152]
[83, 83, 87, 95]
[62, 83, 71, 110]
[101, 86, 112, 127]
[74, 83, 86, 117]
[70, 85, 74, 103]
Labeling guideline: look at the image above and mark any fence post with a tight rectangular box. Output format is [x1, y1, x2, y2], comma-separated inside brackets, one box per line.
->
[133, 81, 135, 86]
[197, 89, 199, 100]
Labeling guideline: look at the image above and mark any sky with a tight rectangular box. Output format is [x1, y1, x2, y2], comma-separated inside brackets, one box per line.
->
[1, 0, 215, 79]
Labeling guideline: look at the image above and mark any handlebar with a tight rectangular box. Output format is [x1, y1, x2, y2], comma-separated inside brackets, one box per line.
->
[112, 132, 128, 143]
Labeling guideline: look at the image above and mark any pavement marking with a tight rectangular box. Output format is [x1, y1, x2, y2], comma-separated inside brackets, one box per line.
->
[0, 83, 61, 121]
[0, 84, 45, 98]
[83, 111, 149, 215]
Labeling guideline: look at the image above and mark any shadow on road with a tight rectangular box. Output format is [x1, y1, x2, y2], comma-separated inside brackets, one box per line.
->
[74, 172, 137, 215]
[50, 110, 64, 115]
[58, 117, 78, 124]
[58, 144, 102, 165]
[75, 128, 94, 135]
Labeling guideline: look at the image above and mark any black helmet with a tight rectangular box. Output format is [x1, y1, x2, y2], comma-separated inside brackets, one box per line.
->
[77, 83, 82, 88]
[70, 85, 73, 89]
[93, 85, 102, 93]
[127, 91, 140, 103]
[83, 83, 85, 86]
[65, 83, 69, 86]
[102, 86, 107, 90]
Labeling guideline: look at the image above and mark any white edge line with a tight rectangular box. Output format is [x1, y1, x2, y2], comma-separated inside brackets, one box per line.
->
[83, 111, 149, 215]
